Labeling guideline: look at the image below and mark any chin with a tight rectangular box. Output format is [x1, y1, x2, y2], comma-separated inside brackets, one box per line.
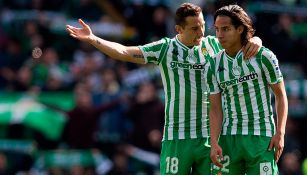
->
[194, 41, 201, 46]
[220, 43, 228, 49]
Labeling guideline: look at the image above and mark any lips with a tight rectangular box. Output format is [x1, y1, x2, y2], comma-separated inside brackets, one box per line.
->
[219, 40, 226, 45]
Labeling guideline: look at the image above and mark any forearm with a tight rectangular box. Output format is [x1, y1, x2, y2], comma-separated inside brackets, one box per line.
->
[209, 94, 223, 145]
[210, 110, 223, 145]
[275, 93, 288, 135]
[87, 35, 145, 64]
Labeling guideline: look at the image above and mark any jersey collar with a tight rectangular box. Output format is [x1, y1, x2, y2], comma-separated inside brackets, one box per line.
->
[175, 35, 198, 51]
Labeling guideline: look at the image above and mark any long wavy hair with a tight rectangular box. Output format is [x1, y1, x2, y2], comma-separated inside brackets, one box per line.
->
[214, 5, 255, 45]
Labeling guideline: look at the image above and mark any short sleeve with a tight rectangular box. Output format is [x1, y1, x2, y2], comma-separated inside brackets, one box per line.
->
[261, 48, 283, 84]
[138, 37, 169, 65]
[204, 56, 221, 94]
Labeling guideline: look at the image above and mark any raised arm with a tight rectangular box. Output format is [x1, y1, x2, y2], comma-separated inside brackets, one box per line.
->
[242, 36, 262, 59]
[268, 81, 288, 162]
[66, 19, 145, 64]
[209, 93, 224, 168]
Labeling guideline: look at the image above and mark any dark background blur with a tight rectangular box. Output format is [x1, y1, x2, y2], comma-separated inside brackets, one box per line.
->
[0, 0, 306, 174]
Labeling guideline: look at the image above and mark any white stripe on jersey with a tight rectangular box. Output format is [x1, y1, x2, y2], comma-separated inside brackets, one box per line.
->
[190, 69, 197, 139]
[178, 46, 185, 139]
[166, 43, 175, 140]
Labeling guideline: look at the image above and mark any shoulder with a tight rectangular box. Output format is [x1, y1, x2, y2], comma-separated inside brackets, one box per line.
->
[214, 50, 224, 61]
[257, 46, 277, 60]
[204, 35, 217, 40]
[204, 35, 218, 44]
[141, 37, 170, 48]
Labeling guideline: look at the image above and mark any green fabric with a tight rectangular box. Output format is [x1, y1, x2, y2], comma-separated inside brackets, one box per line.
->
[42, 150, 95, 168]
[211, 135, 278, 175]
[0, 139, 36, 154]
[0, 92, 73, 140]
[160, 138, 211, 175]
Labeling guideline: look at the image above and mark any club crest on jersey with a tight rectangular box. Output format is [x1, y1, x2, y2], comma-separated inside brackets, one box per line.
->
[202, 48, 208, 56]
[231, 65, 241, 77]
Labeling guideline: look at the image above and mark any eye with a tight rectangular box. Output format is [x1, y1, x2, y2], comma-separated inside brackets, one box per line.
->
[223, 27, 230, 32]
[192, 27, 198, 31]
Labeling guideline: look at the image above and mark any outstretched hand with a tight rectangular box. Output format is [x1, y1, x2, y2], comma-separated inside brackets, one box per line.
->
[66, 19, 93, 42]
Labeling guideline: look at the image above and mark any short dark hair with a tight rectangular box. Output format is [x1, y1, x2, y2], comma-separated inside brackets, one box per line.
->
[175, 3, 202, 27]
[214, 5, 255, 45]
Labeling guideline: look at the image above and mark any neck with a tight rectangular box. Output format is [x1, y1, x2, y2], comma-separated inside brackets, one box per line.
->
[177, 35, 193, 48]
[225, 44, 242, 57]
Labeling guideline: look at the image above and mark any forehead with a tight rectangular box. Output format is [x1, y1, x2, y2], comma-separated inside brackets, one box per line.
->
[215, 15, 232, 27]
[184, 13, 205, 27]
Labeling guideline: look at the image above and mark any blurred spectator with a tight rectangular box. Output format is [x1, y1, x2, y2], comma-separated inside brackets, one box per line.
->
[0, 153, 8, 175]
[63, 84, 122, 149]
[31, 47, 71, 90]
[270, 13, 295, 62]
[93, 68, 129, 150]
[280, 152, 302, 175]
[11, 65, 33, 91]
[126, 81, 164, 153]
[66, 0, 103, 20]
[0, 0, 307, 173]
[41, 83, 123, 149]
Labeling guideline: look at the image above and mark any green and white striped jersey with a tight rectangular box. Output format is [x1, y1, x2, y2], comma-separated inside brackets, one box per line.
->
[205, 47, 283, 137]
[139, 35, 222, 141]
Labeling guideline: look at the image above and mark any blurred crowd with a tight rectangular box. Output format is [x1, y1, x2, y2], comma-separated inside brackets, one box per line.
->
[0, 0, 307, 174]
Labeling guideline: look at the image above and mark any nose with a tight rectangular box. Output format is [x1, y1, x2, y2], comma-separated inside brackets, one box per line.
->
[216, 30, 223, 40]
[198, 29, 204, 37]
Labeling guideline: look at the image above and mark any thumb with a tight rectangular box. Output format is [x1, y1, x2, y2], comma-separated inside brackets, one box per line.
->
[78, 19, 88, 28]
[218, 150, 224, 161]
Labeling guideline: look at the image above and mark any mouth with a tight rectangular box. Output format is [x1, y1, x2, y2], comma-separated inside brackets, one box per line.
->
[219, 41, 226, 45]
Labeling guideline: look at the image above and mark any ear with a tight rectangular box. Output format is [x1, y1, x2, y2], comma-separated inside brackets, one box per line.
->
[175, 25, 182, 34]
[238, 25, 244, 34]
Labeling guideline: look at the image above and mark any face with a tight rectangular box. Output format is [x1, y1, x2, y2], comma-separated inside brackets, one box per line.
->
[176, 13, 205, 47]
[215, 15, 243, 52]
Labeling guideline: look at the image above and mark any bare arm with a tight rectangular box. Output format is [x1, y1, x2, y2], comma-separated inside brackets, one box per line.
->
[268, 81, 288, 162]
[209, 93, 224, 168]
[66, 19, 145, 64]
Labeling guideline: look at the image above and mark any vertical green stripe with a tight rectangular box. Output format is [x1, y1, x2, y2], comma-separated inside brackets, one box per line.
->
[225, 57, 235, 135]
[161, 41, 172, 140]
[233, 85, 242, 134]
[208, 38, 219, 54]
[207, 63, 215, 92]
[262, 56, 278, 82]
[211, 36, 223, 51]
[172, 43, 180, 139]
[243, 60, 256, 135]
[195, 48, 203, 138]
[224, 88, 232, 135]
[218, 54, 231, 135]
[147, 57, 157, 63]
[157, 38, 169, 64]
[262, 52, 275, 136]
[183, 48, 191, 139]
[256, 55, 269, 136]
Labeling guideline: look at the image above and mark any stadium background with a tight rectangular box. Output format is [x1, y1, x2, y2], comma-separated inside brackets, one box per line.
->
[0, 0, 306, 174]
